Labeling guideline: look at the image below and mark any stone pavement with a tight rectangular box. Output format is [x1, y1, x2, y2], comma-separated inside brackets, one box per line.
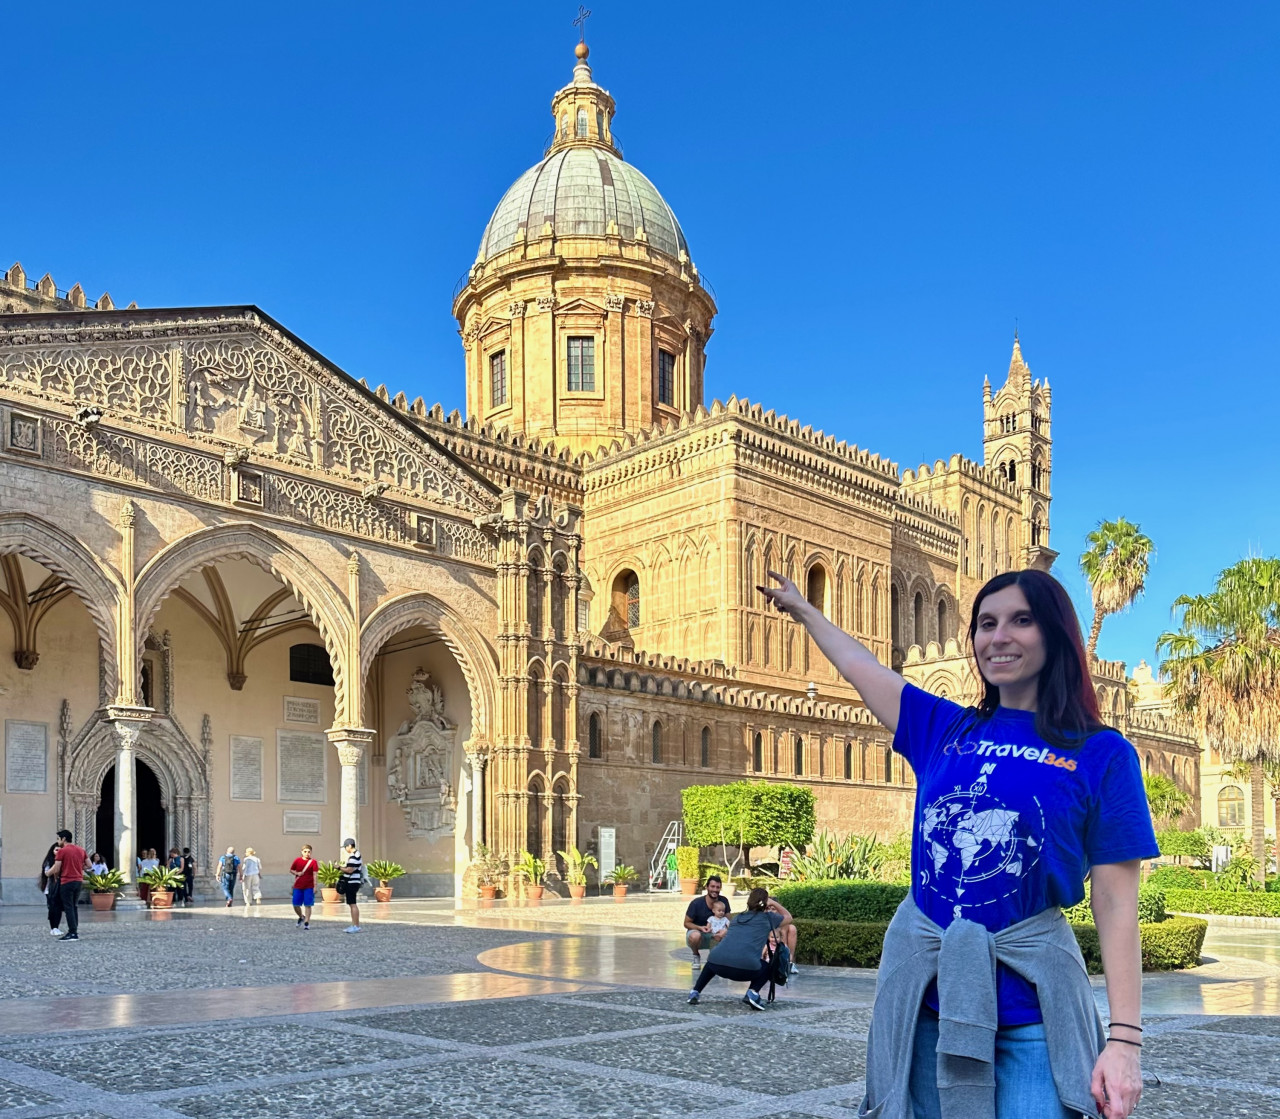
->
[0, 897, 1276, 1118]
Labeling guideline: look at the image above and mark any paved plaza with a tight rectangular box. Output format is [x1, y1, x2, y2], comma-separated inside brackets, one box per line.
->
[1, 897, 1277, 1118]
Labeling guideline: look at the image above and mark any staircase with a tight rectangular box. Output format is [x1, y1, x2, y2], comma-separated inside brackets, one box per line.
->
[649, 820, 683, 891]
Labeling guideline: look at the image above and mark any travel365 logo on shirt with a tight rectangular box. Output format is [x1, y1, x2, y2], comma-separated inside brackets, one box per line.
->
[943, 735, 1079, 772]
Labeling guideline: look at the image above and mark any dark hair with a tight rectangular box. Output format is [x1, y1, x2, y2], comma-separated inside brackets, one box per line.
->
[56, 828, 73, 843]
[745, 886, 769, 912]
[705, 874, 722, 887]
[968, 569, 1103, 748]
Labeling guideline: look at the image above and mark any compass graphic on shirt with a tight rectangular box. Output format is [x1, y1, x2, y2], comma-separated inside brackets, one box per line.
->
[919, 767, 1043, 912]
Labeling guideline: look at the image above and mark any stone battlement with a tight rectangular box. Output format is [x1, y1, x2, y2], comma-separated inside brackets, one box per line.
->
[2, 262, 131, 314]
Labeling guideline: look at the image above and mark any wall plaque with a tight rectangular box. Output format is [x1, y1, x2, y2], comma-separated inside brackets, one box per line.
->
[229, 735, 264, 801]
[283, 696, 321, 725]
[277, 730, 327, 803]
[5, 720, 47, 793]
[282, 811, 322, 834]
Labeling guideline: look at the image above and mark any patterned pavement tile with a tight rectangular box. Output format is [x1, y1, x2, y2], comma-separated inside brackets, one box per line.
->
[782, 1006, 874, 1037]
[1144, 1031, 1280, 1089]
[1189, 1015, 1280, 1039]
[0, 1077, 54, 1110]
[559, 989, 825, 1019]
[347, 1000, 674, 1045]
[1137, 1080, 1280, 1119]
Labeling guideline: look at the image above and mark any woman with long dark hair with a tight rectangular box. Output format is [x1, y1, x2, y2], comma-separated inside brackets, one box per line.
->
[761, 568, 1153, 1119]
[686, 886, 793, 1010]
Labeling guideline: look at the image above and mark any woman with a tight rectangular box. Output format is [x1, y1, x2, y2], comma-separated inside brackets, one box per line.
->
[89, 852, 108, 876]
[167, 848, 185, 905]
[686, 886, 793, 1010]
[761, 568, 1152, 1119]
[181, 847, 195, 906]
[40, 844, 62, 936]
[241, 847, 262, 906]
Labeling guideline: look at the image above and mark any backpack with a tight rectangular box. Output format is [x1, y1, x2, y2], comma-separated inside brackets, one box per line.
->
[765, 941, 791, 1003]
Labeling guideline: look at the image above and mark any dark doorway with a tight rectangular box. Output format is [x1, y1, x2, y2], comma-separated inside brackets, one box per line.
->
[95, 759, 167, 869]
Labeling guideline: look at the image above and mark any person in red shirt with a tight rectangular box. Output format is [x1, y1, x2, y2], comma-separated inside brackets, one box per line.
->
[289, 844, 318, 929]
[48, 829, 86, 941]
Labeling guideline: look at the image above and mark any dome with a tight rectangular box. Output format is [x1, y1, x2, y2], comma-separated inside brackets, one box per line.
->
[477, 146, 690, 263]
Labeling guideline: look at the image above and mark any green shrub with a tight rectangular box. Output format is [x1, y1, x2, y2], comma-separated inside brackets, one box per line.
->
[771, 880, 908, 923]
[1164, 888, 1280, 917]
[1214, 856, 1262, 892]
[1137, 886, 1167, 924]
[1146, 866, 1208, 891]
[1141, 916, 1208, 969]
[682, 781, 816, 854]
[793, 919, 889, 967]
[1156, 829, 1210, 860]
[1266, 877, 1280, 894]
[675, 846, 700, 880]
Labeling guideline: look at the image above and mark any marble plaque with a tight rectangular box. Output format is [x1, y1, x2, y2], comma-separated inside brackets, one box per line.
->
[229, 735, 263, 801]
[277, 730, 327, 804]
[282, 811, 322, 834]
[283, 696, 321, 725]
[5, 720, 47, 793]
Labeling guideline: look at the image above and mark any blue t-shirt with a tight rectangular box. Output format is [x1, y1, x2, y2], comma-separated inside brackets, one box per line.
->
[893, 683, 1158, 1026]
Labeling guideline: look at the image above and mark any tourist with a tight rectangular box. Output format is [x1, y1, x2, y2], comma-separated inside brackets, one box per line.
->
[241, 847, 262, 906]
[181, 847, 195, 906]
[683, 874, 730, 969]
[167, 848, 185, 905]
[289, 844, 318, 929]
[686, 886, 792, 1010]
[338, 838, 363, 933]
[40, 843, 62, 936]
[47, 829, 86, 941]
[217, 846, 240, 908]
[761, 568, 1153, 1119]
[89, 852, 108, 876]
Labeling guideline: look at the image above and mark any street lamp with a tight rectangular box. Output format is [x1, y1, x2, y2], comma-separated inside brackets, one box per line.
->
[805, 681, 817, 701]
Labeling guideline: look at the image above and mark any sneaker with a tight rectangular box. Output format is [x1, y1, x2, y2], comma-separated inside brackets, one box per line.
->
[296, 916, 303, 927]
[59, 933, 79, 941]
[691, 958, 701, 971]
[789, 962, 799, 976]
[344, 925, 363, 934]
[225, 899, 232, 907]
[743, 990, 764, 1011]
[303, 922, 309, 930]
[50, 927, 63, 937]
[687, 989, 700, 1004]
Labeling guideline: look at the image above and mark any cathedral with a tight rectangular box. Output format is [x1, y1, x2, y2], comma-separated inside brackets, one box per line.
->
[0, 42, 1198, 900]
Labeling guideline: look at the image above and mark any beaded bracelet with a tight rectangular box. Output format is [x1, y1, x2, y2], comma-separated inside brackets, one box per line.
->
[1107, 1037, 1143, 1048]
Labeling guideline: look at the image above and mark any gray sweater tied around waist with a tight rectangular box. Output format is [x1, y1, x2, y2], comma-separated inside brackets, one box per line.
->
[859, 895, 1105, 1119]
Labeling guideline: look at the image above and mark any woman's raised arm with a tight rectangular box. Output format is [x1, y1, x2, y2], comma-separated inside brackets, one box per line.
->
[758, 570, 906, 731]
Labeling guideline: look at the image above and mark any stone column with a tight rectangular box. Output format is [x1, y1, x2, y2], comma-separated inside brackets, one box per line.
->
[106, 708, 150, 882]
[327, 728, 375, 848]
[464, 742, 489, 851]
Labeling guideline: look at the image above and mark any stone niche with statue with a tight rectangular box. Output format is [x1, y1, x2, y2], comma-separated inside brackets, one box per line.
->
[387, 667, 458, 839]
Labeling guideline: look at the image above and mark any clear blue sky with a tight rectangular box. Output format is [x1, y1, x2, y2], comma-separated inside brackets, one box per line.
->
[6, 4, 1276, 672]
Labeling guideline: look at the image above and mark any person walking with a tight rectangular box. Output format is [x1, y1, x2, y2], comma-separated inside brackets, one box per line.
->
[761, 568, 1154, 1119]
[217, 847, 240, 908]
[47, 830, 86, 942]
[40, 844, 63, 937]
[686, 887, 793, 1010]
[338, 839, 363, 933]
[181, 847, 196, 906]
[289, 844, 318, 930]
[241, 848, 262, 906]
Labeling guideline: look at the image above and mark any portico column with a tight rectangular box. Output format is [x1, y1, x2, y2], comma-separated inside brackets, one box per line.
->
[327, 727, 375, 848]
[465, 742, 490, 851]
[106, 707, 151, 881]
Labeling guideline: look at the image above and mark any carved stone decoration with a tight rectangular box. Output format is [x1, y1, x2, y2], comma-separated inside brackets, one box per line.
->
[386, 667, 458, 840]
[535, 296, 557, 314]
[604, 293, 625, 313]
[508, 300, 527, 318]
[635, 299, 655, 319]
[0, 342, 172, 422]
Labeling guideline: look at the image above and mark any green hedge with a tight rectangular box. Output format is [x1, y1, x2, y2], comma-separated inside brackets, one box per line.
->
[1164, 888, 1280, 917]
[1156, 829, 1210, 859]
[1146, 866, 1213, 891]
[793, 919, 889, 967]
[682, 781, 816, 851]
[771, 881, 908, 923]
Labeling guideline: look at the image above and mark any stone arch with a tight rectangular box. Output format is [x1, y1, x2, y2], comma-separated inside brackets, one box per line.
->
[0, 511, 123, 703]
[134, 523, 352, 721]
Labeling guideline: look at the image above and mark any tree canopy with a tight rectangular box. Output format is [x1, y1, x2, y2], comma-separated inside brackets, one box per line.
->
[1080, 517, 1155, 659]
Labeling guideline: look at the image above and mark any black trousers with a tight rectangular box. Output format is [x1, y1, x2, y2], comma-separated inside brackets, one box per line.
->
[693, 960, 770, 994]
[46, 881, 62, 929]
[58, 882, 81, 935]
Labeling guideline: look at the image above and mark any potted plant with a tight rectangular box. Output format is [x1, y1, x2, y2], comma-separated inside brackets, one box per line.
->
[511, 850, 548, 900]
[366, 860, 405, 902]
[139, 864, 183, 909]
[604, 863, 638, 899]
[676, 846, 701, 895]
[317, 860, 343, 902]
[85, 868, 125, 911]
[471, 844, 505, 899]
[557, 846, 598, 899]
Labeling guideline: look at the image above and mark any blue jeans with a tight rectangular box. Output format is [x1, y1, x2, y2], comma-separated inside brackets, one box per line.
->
[909, 1011, 1075, 1119]
[221, 876, 237, 901]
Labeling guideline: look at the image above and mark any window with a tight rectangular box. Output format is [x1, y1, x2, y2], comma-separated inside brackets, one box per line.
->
[567, 336, 595, 391]
[806, 566, 827, 616]
[843, 742, 853, 780]
[489, 350, 507, 407]
[884, 746, 894, 783]
[700, 726, 710, 768]
[1218, 786, 1245, 827]
[913, 592, 925, 647]
[610, 570, 639, 629]
[937, 600, 948, 643]
[588, 712, 602, 759]
[576, 109, 588, 137]
[794, 736, 804, 776]
[651, 721, 663, 764]
[596, 109, 605, 139]
[657, 348, 676, 405]
[752, 733, 763, 772]
[289, 643, 334, 686]
[626, 575, 640, 627]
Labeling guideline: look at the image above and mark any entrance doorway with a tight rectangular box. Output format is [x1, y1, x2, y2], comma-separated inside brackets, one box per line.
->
[95, 759, 167, 868]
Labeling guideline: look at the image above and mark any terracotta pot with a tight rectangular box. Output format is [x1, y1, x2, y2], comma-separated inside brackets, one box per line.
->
[527, 885, 544, 900]
[321, 887, 340, 903]
[679, 877, 699, 895]
[612, 885, 629, 899]
[374, 886, 394, 902]
[568, 884, 587, 899]
[478, 884, 497, 900]
[90, 891, 116, 912]
[149, 890, 174, 909]
[137, 883, 151, 904]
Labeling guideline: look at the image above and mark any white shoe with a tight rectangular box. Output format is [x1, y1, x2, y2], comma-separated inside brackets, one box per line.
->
[691, 958, 701, 971]
[344, 925, 363, 933]
[50, 927, 63, 937]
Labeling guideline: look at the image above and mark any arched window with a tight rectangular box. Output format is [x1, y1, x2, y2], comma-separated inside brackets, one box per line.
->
[610, 570, 639, 629]
[855, 576, 866, 634]
[588, 712, 602, 759]
[752, 733, 763, 772]
[806, 565, 828, 616]
[289, 643, 334, 686]
[1006, 460, 1017, 485]
[527, 668, 544, 750]
[913, 592, 925, 648]
[559, 113, 569, 137]
[576, 108, 588, 137]
[1218, 786, 1245, 827]
[551, 671, 567, 745]
[937, 599, 948, 644]
[551, 556, 568, 639]
[793, 736, 804, 775]
[596, 109, 605, 138]
[527, 552, 544, 636]
[891, 585, 901, 648]
[843, 742, 853, 780]
[651, 721, 663, 764]
[884, 746, 894, 783]
[700, 726, 711, 768]
[527, 776, 545, 858]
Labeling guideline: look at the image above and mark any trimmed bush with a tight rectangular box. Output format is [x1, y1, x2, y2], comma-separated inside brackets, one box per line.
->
[1164, 888, 1280, 917]
[1137, 886, 1167, 924]
[1145, 866, 1210, 891]
[682, 781, 816, 852]
[1156, 828, 1209, 860]
[772, 881, 908, 923]
[1141, 916, 1208, 969]
[793, 919, 889, 968]
[1266, 877, 1280, 894]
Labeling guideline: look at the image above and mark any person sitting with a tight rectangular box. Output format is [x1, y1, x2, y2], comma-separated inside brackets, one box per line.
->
[707, 898, 730, 940]
[683, 875, 730, 969]
[687, 887, 794, 1010]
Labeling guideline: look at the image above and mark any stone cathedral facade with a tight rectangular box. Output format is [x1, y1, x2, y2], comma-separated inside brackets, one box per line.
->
[0, 44, 1197, 900]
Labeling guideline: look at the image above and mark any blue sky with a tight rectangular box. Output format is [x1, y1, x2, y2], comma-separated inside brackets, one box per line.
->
[5, 3, 1276, 672]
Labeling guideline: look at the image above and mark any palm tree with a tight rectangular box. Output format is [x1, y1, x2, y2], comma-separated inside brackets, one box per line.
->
[1158, 557, 1280, 884]
[1143, 772, 1191, 829]
[1080, 517, 1156, 660]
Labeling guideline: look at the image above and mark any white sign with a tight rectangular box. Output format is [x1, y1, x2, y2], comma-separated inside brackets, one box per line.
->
[283, 696, 321, 725]
[5, 720, 48, 793]
[229, 736, 263, 801]
[277, 730, 327, 804]
[283, 811, 322, 834]
[597, 826, 616, 878]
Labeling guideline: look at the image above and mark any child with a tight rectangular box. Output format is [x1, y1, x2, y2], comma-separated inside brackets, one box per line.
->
[706, 898, 730, 941]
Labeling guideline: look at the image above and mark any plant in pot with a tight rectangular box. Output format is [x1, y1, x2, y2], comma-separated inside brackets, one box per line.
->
[557, 846, 598, 899]
[512, 851, 548, 900]
[471, 844, 506, 899]
[138, 864, 183, 909]
[366, 860, 405, 902]
[676, 846, 701, 895]
[85, 868, 125, 911]
[316, 860, 343, 902]
[604, 863, 639, 899]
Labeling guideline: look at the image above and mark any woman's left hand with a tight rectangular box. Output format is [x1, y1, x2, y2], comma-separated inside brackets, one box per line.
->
[1090, 1042, 1142, 1118]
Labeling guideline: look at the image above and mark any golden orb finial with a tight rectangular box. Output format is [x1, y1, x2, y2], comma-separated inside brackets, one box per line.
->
[575, 41, 589, 60]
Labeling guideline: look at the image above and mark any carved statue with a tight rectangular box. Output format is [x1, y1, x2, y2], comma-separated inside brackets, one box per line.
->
[237, 379, 268, 432]
[386, 667, 457, 840]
